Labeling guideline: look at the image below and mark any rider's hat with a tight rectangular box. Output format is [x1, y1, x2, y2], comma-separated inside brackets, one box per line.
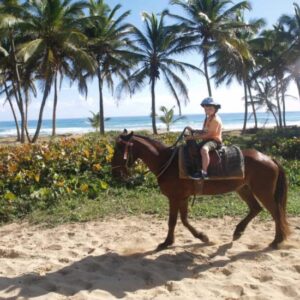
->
[201, 97, 221, 109]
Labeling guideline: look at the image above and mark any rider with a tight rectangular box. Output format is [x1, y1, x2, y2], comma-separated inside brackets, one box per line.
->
[185, 97, 223, 179]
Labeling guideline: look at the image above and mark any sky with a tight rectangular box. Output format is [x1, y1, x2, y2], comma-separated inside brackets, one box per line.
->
[1, 0, 300, 121]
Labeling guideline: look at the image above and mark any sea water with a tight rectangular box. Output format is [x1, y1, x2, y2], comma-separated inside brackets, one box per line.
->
[0, 111, 299, 137]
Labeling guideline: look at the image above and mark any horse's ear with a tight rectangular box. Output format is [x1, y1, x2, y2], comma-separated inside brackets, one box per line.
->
[123, 129, 128, 134]
[128, 131, 134, 138]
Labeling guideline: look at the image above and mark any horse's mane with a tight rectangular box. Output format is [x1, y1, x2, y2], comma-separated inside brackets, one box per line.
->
[133, 134, 168, 151]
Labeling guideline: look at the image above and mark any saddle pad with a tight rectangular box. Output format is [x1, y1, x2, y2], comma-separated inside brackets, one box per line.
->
[178, 144, 244, 180]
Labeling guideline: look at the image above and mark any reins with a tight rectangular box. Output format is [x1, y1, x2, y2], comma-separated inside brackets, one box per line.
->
[122, 128, 189, 179]
[155, 127, 190, 178]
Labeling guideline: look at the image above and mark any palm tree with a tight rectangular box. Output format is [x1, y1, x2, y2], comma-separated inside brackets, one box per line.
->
[88, 110, 110, 132]
[82, 0, 133, 134]
[158, 105, 185, 132]
[252, 79, 279, 127]
[0, 35, 21, 140]
[252, 27, 291, 128]
[169, 0, 251, 96]
[118, 11, 200, 134]
[210, 16, 265, 132]
[19, 0, 94, 142]
[279, 3, 300, 100]
[88, 111, 100, 131]
[0, 0, 27, 142]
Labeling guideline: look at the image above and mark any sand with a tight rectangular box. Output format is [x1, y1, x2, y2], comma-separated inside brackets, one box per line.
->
[0, 215, 299, 300]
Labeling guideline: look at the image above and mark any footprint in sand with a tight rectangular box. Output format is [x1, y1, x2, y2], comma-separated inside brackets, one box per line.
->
[46, 244, 63, 251]
[294, 265, 300, 273]
[0, 248, 21, 258]
[58, 257, 70, 263]
[280, 285, 299, 298]
[258, 274, 273, 282]
[221, 267, 232, 276]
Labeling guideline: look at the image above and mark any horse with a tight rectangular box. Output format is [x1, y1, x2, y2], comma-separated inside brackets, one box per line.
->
[111, 130, 290, 250]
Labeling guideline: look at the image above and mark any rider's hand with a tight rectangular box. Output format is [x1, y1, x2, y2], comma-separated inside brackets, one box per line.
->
[184, 135, 194, 141]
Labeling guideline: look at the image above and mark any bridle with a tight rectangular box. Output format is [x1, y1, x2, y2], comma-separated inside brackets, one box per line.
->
[111, 138, 134, 171]
[119, 139, 133, 161]
[113, 128, 191, 179]
[113, 135, 179, 179]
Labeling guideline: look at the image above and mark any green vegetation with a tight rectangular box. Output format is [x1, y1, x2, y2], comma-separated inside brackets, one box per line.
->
[158, 106, 186, 132]
[0, 129, 299, 225]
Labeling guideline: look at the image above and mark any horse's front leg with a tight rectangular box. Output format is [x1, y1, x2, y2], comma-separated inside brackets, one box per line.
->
[156, 197, 179, 251]
[180, 197, 209, 243]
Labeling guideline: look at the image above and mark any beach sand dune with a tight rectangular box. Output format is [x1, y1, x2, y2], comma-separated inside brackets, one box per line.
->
[0, 216, 299, 299]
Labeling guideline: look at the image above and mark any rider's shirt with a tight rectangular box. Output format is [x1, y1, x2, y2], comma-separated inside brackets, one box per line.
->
[202, 114, 222, 143]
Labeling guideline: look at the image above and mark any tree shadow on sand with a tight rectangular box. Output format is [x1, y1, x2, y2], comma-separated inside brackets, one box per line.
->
[0, 243, 273, 299]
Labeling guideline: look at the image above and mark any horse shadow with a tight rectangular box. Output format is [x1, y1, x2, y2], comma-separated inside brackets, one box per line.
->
[0, 243, 273, 299]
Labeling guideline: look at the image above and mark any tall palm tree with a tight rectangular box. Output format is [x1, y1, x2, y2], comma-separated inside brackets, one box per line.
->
[118, 11, 201, 134]
[252, 79, 279, 127]
[0, 35, 21, 140]
[211, 16, 265, 131]
[279, 3, 300, 100]
[19, 0, 94, 142]
[169, 0, 251, 96]
[0, 0, 27, 142]
[82, 0, 133, 134]
[252, 27, 291, 128]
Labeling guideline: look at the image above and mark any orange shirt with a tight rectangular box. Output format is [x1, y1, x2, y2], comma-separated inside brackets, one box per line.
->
[202, 114, 222, 143]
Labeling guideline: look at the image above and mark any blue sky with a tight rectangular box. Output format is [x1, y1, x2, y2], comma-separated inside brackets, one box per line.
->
[1, 0, 300, 121]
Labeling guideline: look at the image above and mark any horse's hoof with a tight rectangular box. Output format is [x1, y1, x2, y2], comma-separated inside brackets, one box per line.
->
[269, 241, 281, 249]
[269, 242, 278, 249]
[156, 242, 172, 252]
[197, 233, 209, 243]
[201, 235, 209, 243]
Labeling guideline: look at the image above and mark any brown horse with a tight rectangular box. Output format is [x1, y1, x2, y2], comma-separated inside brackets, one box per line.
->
[111, 130, 290, 250]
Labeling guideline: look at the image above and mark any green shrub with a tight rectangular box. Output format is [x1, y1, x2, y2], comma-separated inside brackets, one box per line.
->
[0, 128, 299, 223]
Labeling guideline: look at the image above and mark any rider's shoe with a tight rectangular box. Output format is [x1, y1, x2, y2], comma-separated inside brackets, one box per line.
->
[191, 172, 203, 179]
[201, 171, 209, 179]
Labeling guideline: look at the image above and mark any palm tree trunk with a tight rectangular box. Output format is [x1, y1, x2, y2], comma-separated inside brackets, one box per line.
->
[4, 81, 20, 141]
[203, 47, 212, 97]
[275, 77, 282, 128]
[24, 88, 32, 143]
[242, 80, 248, 134]
[52, 74, 58, 136]
[97, 67, 105, 135]
[9, 30, 26, 143]
[268, 105, 279, 127]
[247, 83, 257, 129]
[280, 78, 286, 127]
[11, 81, 26, 142]
[32, 80, 52, 143]
[151, 78, 157, 134]
[295, 78, 300, 100]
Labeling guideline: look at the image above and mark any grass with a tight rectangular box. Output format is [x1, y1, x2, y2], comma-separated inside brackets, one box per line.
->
[27, 183, 299, 226]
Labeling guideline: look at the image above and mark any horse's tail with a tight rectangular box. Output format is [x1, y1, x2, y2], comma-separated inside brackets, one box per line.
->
[273, 159, 291, 239]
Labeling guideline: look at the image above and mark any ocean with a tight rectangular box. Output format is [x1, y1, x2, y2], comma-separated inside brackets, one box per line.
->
[0, 111, 300, 137]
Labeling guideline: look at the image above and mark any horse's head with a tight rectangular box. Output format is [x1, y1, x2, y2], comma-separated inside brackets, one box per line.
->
[111, 129, 137, 178]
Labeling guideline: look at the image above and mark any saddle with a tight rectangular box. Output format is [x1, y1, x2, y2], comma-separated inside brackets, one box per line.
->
[178, 140, 244, 180]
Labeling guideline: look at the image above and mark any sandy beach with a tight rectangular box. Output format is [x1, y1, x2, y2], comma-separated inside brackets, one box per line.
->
[0, 215, 299, 299]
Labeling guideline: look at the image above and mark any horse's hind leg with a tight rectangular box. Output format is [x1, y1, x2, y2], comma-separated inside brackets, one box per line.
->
[250, 169, 290, 248]
[179, 197, 209, 243]
[253, 190, 288, 248]
[233, 185, 263, 241]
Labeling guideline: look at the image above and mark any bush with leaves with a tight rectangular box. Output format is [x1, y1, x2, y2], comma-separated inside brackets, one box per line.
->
[0, 128, 299, 222]
[0, 134, 114, 221]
